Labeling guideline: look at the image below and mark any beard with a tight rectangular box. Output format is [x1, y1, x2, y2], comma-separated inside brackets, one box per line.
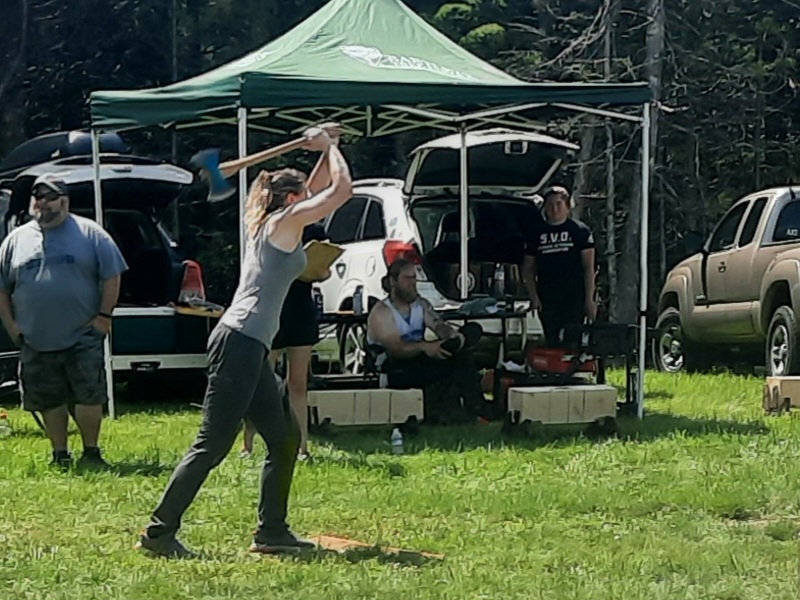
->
[395, 287, 418, 303]
[35, 210, 60, 225]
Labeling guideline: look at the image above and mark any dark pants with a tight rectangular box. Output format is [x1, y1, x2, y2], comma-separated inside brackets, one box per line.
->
[386, 346, 486, 423]
[145, 323, 300, 543]
[540, 297, 585, 348]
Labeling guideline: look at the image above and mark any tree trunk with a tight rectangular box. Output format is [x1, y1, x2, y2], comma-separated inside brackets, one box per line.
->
[615, 0, 664, 323]
[604, 0, 619, 321]
[571, 120, 595, 220]
[0, 0, 28, 158]
[646, 0, 665, 298]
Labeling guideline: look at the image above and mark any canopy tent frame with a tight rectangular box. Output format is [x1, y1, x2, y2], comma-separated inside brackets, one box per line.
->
[90, 98, 651, 421]
[86, 0, 653, 421]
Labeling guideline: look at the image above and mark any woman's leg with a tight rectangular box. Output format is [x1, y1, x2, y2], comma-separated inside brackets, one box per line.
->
[244, 359, 306, 550]
[285, 345, 312, 455]
[143, 326, 267, 543]
[241, 420, 257, 454]
[242, 351, 282, 456]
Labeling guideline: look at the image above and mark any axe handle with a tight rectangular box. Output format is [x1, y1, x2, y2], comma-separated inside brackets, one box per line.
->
[219, 137, 308, 179]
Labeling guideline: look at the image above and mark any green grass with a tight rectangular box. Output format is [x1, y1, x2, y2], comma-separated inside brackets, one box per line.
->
[1, 371, 800, 599]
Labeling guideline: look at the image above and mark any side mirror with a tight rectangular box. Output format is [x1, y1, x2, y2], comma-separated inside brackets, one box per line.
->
[682, 231, 705, 256]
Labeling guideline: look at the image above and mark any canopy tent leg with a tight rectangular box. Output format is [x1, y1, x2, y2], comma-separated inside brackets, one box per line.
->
[91, 129, 116, 420]
[637, 103, 651, 420]
[458, 123, 469, 300]
[237, 107, 248, 264]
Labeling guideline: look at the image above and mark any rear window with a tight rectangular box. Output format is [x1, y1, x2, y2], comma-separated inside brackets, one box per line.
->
[410, 198, 543, 253]
[411, 145, 564, 189]
[773, 201, 800, 242]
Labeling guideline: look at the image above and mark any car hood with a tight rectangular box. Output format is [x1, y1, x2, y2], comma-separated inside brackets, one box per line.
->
[403, 128, 579, 198]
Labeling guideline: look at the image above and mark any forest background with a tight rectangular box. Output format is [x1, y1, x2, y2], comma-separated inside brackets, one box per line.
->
[1, 0, 798, 324]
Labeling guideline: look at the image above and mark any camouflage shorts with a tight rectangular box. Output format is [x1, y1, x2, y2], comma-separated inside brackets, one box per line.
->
[19, 335, 108, 412]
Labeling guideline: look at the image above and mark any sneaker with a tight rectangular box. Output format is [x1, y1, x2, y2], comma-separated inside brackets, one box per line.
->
[249, 529, 317, 554]
[78, 448, 110, 470]
[135, 532, 196, 559]
[239, 450, 252, 459]
[297, 450, 312, 463]
[50, 450, 73, 469]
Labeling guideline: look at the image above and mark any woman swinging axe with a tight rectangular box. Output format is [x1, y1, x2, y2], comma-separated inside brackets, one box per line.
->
[136, 123, 352, 558]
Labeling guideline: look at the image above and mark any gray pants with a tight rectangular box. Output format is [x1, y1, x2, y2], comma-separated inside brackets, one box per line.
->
[145, 323, 300, 542]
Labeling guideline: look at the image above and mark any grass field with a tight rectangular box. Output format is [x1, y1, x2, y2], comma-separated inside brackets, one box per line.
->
[1, 370, 799, 600]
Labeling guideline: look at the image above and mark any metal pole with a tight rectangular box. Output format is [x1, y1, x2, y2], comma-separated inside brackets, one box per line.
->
[91, 130, 115, 420]
[458, 123, 469, 300]
[637, 103, 651, 420]
[237, 107, 248, 264]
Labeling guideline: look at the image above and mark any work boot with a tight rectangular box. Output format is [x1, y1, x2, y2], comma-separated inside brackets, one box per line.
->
[249, 528, 317, 554]
[50, 450, 73, 470]
[136, 532, 196, 559]
[78, 447, 110, 470]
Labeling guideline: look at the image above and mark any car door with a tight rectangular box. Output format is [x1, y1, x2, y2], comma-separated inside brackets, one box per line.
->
[716, 196, 769, 338]
[696, 200, 749, 337]
[317, 195, 369, 312]
[358, 198, 389, 304]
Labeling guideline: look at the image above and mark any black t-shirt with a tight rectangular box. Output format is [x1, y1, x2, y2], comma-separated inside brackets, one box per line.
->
[525, 218, 594, 301]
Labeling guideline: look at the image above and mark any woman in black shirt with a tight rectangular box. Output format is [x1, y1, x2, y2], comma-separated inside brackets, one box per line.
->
[522, 186, 596, 347]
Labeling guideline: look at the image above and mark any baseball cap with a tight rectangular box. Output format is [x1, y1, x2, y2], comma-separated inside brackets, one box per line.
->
[32, 173, 69, 197]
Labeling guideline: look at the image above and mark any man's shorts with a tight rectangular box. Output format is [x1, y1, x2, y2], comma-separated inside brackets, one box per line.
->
[18, 334, 108, 412]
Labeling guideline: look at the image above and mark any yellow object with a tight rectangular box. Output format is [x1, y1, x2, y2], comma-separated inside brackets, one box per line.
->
[299, 240, 344, 282]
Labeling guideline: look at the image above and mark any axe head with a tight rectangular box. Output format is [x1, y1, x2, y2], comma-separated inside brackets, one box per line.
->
[190, 148, 235, 202]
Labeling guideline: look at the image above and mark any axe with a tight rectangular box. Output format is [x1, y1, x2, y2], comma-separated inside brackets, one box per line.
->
[190, 123, 342, 202]
[190, 137, 307, 202]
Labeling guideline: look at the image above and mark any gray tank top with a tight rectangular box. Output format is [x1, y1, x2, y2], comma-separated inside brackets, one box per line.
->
[220, 223, 307, 349]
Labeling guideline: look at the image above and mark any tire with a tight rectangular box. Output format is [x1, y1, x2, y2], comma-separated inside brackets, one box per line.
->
[766, 306, 800, 376]
[336, 321, 367, 376]
[652, 307, 707, 373]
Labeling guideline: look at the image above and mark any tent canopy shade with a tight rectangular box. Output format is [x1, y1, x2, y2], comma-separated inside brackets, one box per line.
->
[86, 0, 653, 421]
[89, 0, 651, 131]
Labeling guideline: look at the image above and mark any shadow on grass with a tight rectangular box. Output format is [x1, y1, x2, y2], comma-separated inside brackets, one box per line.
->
[103, 398, 769, 458]
[311, 409, 769, 456]
[63, 458, 175, 478]
[609, 385, 673, 401]
[302, 451, 407, 478]
[276, 544, 443, 567]
[616, 411, 768, 442]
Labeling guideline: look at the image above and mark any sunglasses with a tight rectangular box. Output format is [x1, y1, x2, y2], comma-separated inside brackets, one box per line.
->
[32, 190, 62, 202]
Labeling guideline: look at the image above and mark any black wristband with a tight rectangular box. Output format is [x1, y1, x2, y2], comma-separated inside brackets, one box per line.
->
[98, 312, 113, 319]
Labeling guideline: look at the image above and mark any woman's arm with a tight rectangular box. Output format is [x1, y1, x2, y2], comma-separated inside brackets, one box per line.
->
[304, 124, 341, 195]
[286, 143, 353, 226]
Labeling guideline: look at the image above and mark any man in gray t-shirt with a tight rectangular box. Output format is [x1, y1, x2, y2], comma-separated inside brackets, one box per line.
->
[0, 173, 128, 468]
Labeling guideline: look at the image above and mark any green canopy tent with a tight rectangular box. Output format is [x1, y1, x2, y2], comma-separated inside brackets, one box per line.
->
[89, 0, 653, 419]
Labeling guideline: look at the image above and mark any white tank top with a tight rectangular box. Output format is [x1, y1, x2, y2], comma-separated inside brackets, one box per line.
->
[368, 298, 425, 345]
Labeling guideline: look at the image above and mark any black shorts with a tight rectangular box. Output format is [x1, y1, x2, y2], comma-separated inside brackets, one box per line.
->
[272, 286, 319, 351]
[19, 333, 108, 412]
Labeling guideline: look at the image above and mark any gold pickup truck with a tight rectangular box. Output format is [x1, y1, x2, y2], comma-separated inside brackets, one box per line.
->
[654, 186, 800, 375]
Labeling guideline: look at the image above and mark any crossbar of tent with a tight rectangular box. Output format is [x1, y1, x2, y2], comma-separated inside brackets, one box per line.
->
[91, 98, 651, 421]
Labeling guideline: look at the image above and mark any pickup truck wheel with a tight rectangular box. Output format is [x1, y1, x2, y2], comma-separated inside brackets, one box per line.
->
[653, 308, 706, 373]
[766, 306, 800, 376]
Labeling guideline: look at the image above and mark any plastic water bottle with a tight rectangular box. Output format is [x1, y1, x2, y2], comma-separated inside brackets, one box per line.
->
[353, 285, 364, 316]
[0, 411, 11, 438]
[391, 427, 404, 455]
[492, 263, 505, 299]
